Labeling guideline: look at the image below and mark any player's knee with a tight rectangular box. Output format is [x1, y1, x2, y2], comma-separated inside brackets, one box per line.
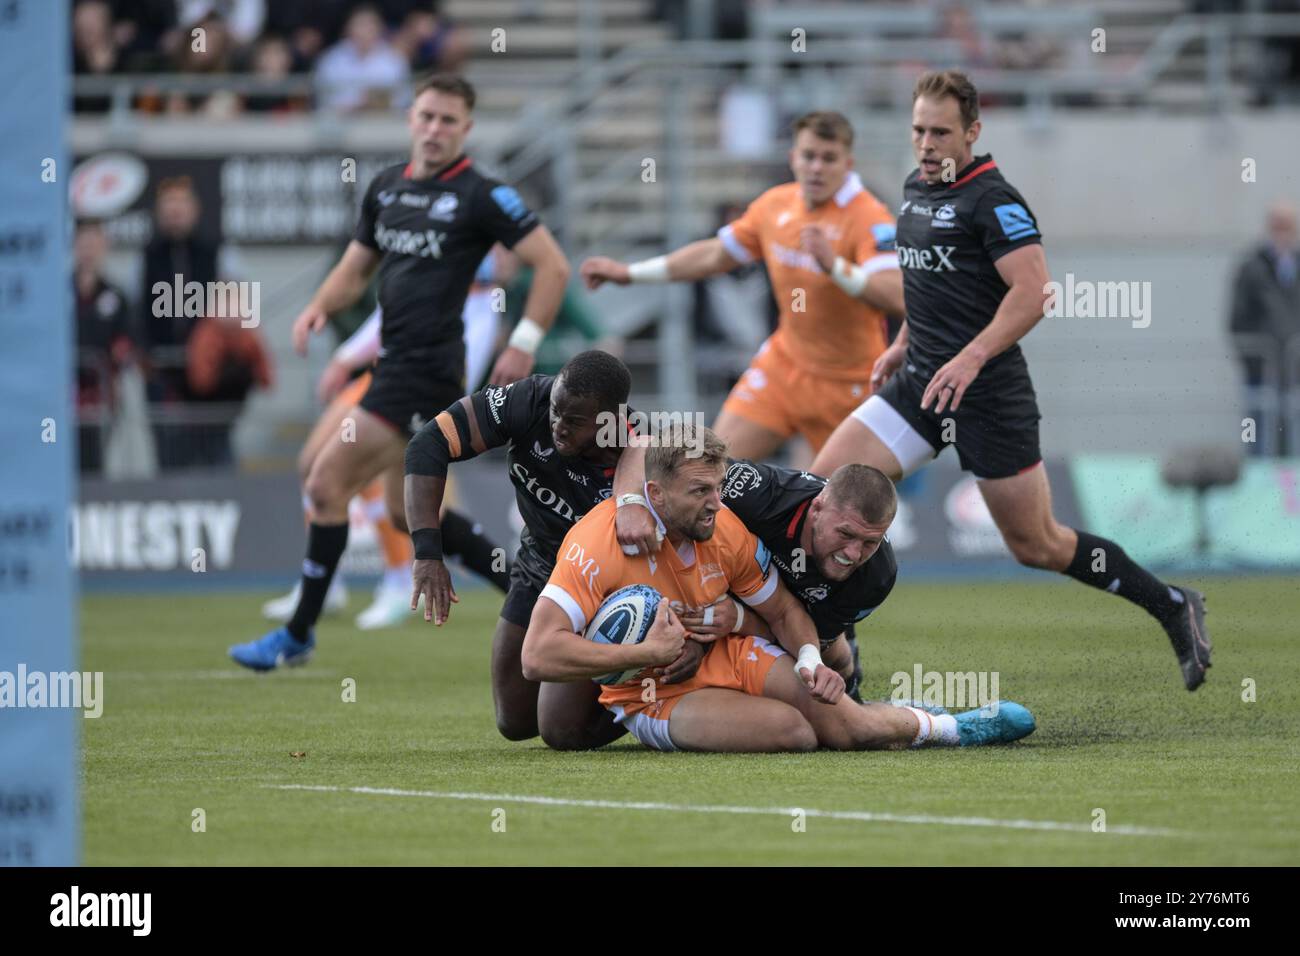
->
[776, 715, 819, 752]
[304, 469, 344, 514]
[1004, 529, 1055, 570]
[494, 708, 537, 742]
[539, 723, 601, 751]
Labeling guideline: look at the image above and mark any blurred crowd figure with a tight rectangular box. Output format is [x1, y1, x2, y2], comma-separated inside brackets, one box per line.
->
[1229, 201, 1300, 456]
[74, 176, 274, 476]
[71, 0, 469, 116]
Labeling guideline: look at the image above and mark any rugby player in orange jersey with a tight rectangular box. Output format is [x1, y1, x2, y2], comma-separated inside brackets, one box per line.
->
[580, 112, 906, 461]
[521, 423, 1036, 752]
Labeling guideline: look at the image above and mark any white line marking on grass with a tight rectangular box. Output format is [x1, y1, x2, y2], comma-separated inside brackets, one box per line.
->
[268, 784, 1180, 837]
[112, 670, 339, 680]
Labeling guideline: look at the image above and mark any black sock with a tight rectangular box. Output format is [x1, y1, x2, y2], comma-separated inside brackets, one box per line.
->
[1063, 530, 1183, 623]
[286, 522, 349, 641]
[441, 508, 512, 592]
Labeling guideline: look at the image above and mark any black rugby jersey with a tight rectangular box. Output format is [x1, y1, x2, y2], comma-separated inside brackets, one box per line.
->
[895, 154, 1042, 386]
[720, 459, 896, 644]
[472, 375, 632, 561]
[353, 157, 539, 362]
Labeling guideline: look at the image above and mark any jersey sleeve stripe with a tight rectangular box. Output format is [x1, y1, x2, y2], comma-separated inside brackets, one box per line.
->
[716, 224, 756, 264]
[737, 572, 778, 608]
[540, 584, 588, 633]
[862, 252, 900, 275]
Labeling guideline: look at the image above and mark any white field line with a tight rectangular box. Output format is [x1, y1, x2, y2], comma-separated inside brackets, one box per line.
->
[268, 784, 1181, 837]
[111, 670, 338, 680]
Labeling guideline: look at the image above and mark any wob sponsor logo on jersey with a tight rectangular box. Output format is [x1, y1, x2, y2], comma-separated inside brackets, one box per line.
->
[722, 462, 764, 499]
[484, 385, 509, 423]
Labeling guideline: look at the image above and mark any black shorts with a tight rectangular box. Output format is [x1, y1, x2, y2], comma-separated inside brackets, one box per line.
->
[866, 362, 1041, 480]
[359, 358, 465, 438]
[499, 542, 555, 629]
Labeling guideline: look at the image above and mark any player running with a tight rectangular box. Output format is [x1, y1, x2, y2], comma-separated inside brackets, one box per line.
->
[579, 112, 905, 460]
[404, 350, 696, 749]
[812, 70, 1212, 691]
[261, 258, 511, 630]
[523, 422, 1035, 752]
[230, 74, 569, 671]
[613, 449, 898, 702]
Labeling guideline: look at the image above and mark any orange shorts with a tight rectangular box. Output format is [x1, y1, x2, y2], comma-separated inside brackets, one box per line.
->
[600, 635, 787, 751]
[720, 336, 873, 452]
[333, 371, 372, 412]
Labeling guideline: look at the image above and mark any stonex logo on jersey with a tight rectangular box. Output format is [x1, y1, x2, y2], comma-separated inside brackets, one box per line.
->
[375, 223, 447, 258]
[898, 244, 957, 272]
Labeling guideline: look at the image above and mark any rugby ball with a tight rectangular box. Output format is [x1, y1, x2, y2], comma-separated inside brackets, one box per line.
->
[583, 584, 662, 685]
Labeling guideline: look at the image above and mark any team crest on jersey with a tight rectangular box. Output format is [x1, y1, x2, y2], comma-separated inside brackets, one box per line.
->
[800, 585, 829, 603]
[722, 462, 763, 499]
[428, 192, 460, 222]
[935, 203, 957, 221]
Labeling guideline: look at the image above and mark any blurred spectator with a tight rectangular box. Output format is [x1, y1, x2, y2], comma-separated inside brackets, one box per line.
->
[74, 219, 137, 474]
[392, 5, 469, 74]
[243, 33, 310, 113]
[167, 12, 240, 116]
[140, 176, 222, 468]
[72, 0, 123, 113]
[1230, 200, 1300, 454]
[177, 0, 267, 47]
[263, 0, 354, 69]
[315, 5, 410, 112]
[185, 308, 275, 467]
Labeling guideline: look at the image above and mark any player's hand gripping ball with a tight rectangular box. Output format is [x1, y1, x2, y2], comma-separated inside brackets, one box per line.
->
[583, 584, 665, 684]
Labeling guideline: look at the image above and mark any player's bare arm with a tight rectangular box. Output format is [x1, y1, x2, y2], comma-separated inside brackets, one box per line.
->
[489, 226, 570, 385]
[292, 240, 381, 356]
[611, 439, 662, 555]
[750, 578, 844, 704]
[921, 243, 1051, 414]
[579, 237, 740, 290]
[521, 599, 684, 682]
[404, 397, 487, 624]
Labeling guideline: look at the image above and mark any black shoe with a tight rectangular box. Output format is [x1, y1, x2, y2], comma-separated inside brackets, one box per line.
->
[1163, 587, 1211, 691]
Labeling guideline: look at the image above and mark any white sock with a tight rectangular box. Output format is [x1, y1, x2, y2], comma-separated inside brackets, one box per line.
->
[904, 707, 960, 747]
[382, 566, 411, 591]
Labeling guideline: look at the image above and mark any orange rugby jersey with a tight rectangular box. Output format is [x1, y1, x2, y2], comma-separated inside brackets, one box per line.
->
[539, 496, 778, 710]
[718, 172, 897, 379]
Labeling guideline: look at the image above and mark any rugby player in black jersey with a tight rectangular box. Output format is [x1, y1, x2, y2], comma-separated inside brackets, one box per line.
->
[230, 75, 570, 671]
[813, 70, 1211, 691]
[403, 351, 704, 749]
[614, 451, 897, 702]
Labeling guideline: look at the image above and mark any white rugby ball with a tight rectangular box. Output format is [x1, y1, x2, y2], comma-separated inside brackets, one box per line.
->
[583, 583, 662, 685]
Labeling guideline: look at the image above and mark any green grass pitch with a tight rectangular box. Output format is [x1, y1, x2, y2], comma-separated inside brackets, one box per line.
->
[82, 576, 1300, 865]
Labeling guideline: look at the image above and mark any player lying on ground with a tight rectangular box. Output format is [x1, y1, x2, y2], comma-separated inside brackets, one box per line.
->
[580, 111, 904, 461]
[404, 350, 691, 749]
[811, 70, 1211, 691]
[613, 445, 898, 702]
[264, 269, 513, 629]
[229, 74, 568, 671]
[522, 422, 1035, 753]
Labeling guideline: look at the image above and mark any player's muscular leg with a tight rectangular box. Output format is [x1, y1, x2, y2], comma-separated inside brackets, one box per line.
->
[303, 407, 406, 523]
[762, 657, 915, 750]
[811, 417, 904, 481]
[297, 394, 355, 484]
[823, 634, 853, 681]
[711, 410, 788, 461]
[537, 681, 626, 751]
[381, 463, 408, 534]
[668, 688, 818, 752]
[977, 465, 1077, 572]
[490, 618, 539, 740]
